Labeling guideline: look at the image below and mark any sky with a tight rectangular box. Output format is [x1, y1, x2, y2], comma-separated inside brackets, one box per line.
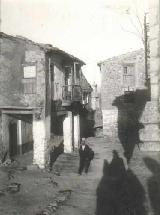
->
[0, 0, 148, 86]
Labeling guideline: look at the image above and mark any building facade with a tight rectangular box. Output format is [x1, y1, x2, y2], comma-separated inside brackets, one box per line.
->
[139, 0, 160, 151]
[0, 32, 92, 168]
[91, 83, 100, 111]
[91, 83, 102, 136]
[98, 49, 152, 161]
[98, 49, 146, 135]
[98, 0, 160, 156]
[79, 73, 94, 138]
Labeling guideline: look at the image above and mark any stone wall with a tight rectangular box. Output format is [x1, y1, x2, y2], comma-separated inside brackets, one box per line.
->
[0, 33, 46, 108]
[0, 33, 50, 167]
[50, 54, 65, 101]
[0, 114, 9, 160]
[100, 49, 145, 110]
[149, 0, 160, 100]
[99, 50, 146, 137]
[91, 84, 100, 110]
[1, 114, 11, 156]
[0, 32, 87, 166]
[138, 0, 160, 151]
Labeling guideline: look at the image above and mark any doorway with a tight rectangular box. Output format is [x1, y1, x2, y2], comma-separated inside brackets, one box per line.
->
[9, 121, 18, 157]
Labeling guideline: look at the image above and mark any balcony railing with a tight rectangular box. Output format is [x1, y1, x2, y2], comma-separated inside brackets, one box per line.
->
[62, 85, 82, 105]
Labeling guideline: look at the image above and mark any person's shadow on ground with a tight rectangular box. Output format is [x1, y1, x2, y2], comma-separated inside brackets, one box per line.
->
[96, 150, 147, 215]
[144, 157, 160, 215]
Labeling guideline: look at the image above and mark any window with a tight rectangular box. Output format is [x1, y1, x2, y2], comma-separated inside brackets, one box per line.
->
[64, 66, 72, 86]
[75, 63, 80, 79]
[23, 66, 36, 78]
[55, 83, 59, 94]
[123, 64, 135, 89]
[50, 64, 54, 82]
[124, 66, 128, 74]
[23, 79, 36, 94]
[55, 83, 58, 92]
[82, 92, 89, 104]
[23, 65, 36, 94]
[123, 64, 135, 103]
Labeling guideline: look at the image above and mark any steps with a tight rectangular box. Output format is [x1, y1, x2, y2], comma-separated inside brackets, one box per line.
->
[53, 152, 79, 175]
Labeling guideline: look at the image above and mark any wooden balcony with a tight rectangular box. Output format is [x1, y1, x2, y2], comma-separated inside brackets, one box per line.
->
[62, 85, 82, 106]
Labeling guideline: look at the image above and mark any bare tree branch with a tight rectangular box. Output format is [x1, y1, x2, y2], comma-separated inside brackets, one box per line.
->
[125, 11, 143, 38]
[131, 0, 144, 34]
[120, 24, 144, 45]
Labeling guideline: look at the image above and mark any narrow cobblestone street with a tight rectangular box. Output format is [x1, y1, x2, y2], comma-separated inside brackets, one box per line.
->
[52, 136, 160, 215]
[0, 136, 160, 214]
[52, 137, 106, 215]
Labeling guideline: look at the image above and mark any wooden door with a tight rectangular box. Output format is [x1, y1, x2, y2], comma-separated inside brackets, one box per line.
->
[9, 122, 18, 157]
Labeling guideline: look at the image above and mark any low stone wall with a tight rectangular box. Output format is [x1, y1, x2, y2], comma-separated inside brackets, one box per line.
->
[102, 109, 118, 137]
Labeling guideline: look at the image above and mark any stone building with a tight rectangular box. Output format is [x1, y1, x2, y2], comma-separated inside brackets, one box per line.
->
[140, 0, 160, 151]
[91, 83, 102, 136]
[98, 49, 146, 134]
[98, 0, 160, 158]
[91, 83, 100, 111]
[98, 49, 152, 161]
[79, 73, 94, 138]
[0, 32, 92, 168]
[81, 72, 92, 107]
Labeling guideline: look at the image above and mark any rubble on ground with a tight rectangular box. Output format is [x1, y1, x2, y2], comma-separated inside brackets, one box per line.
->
[0, 182, 21, 196]
[1, 159, 12, 166]
[36, 189, 72, 215]
[7, 183, 21, 193]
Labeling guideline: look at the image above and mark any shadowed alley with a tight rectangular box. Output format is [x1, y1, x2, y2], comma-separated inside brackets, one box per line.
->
[51, 136, 160, 215]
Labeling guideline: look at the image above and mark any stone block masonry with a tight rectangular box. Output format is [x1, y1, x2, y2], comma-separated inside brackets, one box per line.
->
[0, 33, 49, 168]
[99, 49, 146, 137]
[139, 0, 160, 151]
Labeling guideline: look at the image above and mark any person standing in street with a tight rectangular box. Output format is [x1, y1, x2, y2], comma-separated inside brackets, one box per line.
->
[78, 138, 94, 175]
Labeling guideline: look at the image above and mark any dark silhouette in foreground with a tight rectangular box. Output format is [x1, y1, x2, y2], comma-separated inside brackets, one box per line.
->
[96, 150, 147, 215]
[144, 157, 160, 215]
[112, 89, 148, 163]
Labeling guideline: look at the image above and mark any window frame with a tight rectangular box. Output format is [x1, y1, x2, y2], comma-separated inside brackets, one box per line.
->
[122, 62, 135, 90]
[22, 63, 37, 94]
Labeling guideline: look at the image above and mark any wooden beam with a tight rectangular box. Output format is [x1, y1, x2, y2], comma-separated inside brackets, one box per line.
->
[2, 110, 35, 115]
[0, 106, 40, 110]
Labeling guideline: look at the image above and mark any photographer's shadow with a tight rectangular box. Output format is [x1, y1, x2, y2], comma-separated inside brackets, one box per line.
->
[96, 150, 147, 215]
[144, 157, 160, 215]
